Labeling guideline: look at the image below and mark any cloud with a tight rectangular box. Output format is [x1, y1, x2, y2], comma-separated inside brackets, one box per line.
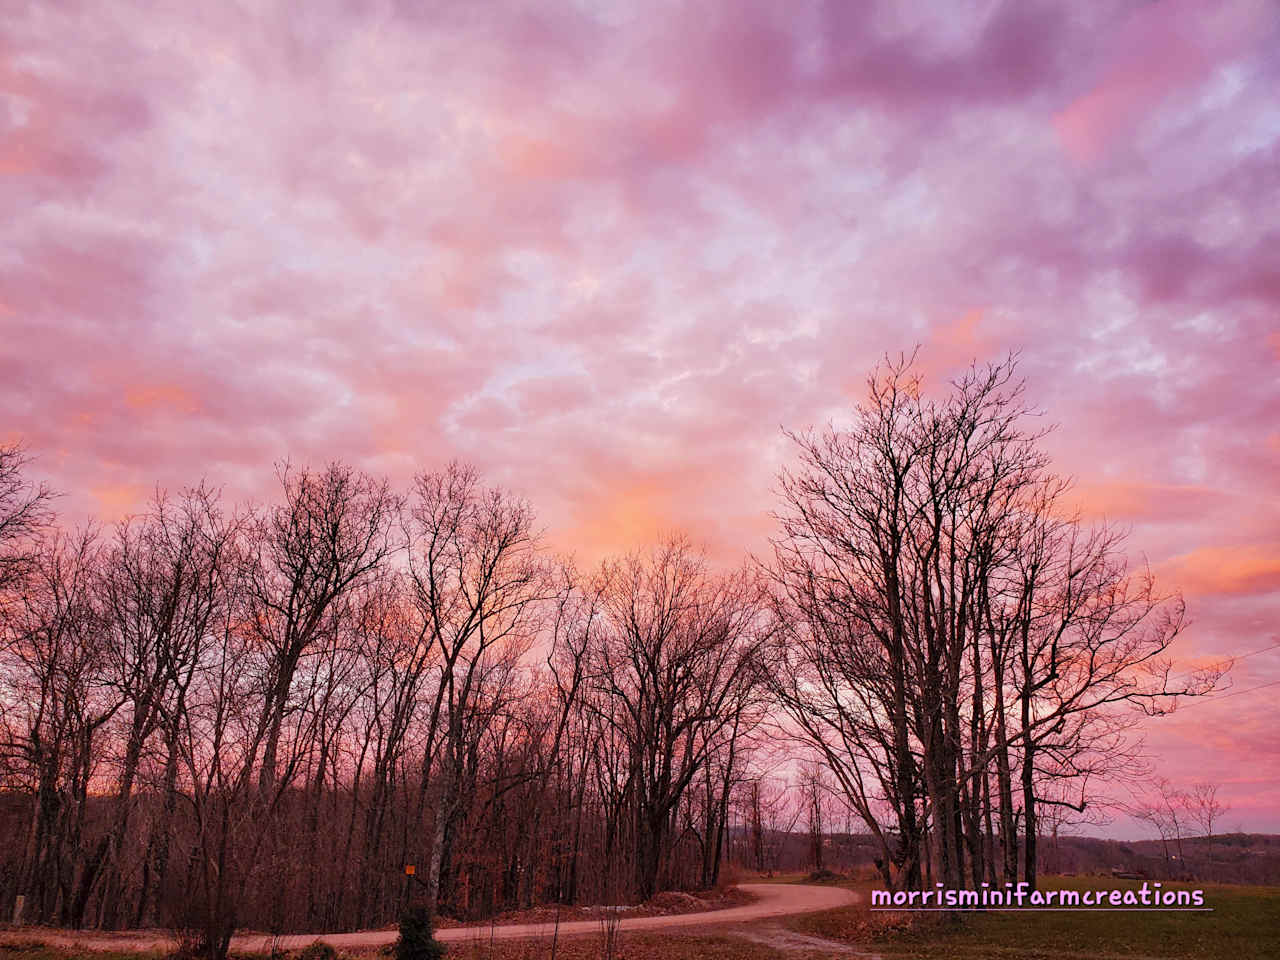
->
[1053, 0, 1271, 166]
[1162, 544, 1280, 598]
[2, 0, 1279, 829]
[1068, 481, 1227, 523]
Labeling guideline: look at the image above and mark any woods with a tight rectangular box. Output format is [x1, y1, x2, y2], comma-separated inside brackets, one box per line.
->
[0, 356, 1222, 957]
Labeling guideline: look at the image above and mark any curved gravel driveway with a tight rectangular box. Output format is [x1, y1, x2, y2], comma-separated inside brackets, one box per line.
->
[7, 883, 859, 953]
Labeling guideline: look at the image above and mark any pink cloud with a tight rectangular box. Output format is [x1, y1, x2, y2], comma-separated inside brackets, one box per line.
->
[2, 0, 1279, 830]
[1053, 0, 1270, 165]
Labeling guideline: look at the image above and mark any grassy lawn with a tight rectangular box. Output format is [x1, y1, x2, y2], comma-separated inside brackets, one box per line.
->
[787, 876, 1280, 959]
[0, 943, 165, 960]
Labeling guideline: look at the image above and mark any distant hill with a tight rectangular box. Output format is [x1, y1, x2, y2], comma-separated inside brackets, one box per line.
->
[1052, 833, 1280, 885]
[728, 829, 1280, 885]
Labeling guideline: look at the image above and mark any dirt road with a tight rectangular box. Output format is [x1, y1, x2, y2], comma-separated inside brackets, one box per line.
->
[7, 883, 858, 953]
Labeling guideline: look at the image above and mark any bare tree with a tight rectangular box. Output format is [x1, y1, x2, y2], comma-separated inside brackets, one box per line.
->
[404, 462, 546, 916]
[0, 443, 56, 593]
[1004, 506, 1220, 887]
[1188, 782, 1226, 841]
[89, 487, 239, 929]
[1131, 777, 1191, 876]
[248, 462, 400, 801]
[769, 355, 1044, 889]
[585, 537, 766, 899]
[348, 572, 436, 927]
[800, 760, 828, 873]
[1132, 778, 1228, 879]
[768, 353, 1224, 893]
[1, 529, 121, 925]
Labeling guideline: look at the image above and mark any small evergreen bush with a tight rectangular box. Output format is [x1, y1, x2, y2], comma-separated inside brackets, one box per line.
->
[395, 904, 446, 960]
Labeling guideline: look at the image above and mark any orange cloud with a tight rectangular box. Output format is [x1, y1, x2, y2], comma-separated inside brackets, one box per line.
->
[936, 309, 983, 350]
[553, 481, 673, 565]
[912, 309, 1001, 387]
[847, 310, 996, 399]
[501, 134, 583, 180]
[1160, 543, 1280, 597]
[1068, 480, 1221, 521]
[125, 383, 201, 414]
[1069, 481, 1148, 519]
[90, 483, 145, 521]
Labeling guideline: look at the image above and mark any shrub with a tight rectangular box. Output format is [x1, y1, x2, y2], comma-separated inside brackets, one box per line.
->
[298, 943, 338, 960]
[395, 904, 446, 960]
[805, 868, 847, 884]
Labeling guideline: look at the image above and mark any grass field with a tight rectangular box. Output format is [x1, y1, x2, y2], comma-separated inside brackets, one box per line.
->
[786, 875, 1280, 959]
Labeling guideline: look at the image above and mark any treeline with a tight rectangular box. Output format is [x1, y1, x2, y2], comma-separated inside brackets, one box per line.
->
[0, 456, 769, 952]
[0, 354, 1221, 957]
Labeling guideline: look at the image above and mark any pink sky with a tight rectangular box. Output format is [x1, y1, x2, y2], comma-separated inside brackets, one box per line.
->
[2, 0, 1278, 835]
